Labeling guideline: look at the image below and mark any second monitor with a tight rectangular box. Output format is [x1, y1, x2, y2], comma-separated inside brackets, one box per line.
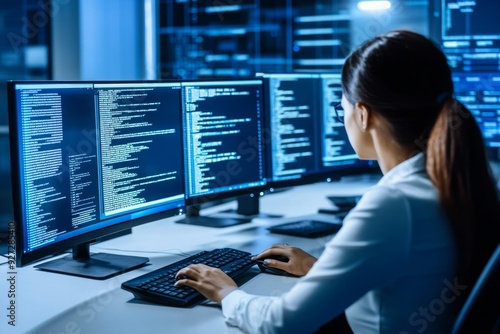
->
[176, 79, 268, 227]
[260, 72, 374, 189]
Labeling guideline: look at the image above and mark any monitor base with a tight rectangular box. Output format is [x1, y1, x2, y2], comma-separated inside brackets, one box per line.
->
[34, 253, 149, 280]
[175, 215, 251, 228]
[220, 195, 283, 219]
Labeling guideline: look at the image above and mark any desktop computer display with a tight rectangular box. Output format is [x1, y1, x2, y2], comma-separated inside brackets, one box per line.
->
[8, 81, 186, 278]
[259, 73, 373, 188]
[430, 0, 500, 156]
[176, 79, 268, 227]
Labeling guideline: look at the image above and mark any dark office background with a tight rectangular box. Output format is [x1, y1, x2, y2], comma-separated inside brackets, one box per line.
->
[0, 1, 51, 239]
[1, 0, 498, 238]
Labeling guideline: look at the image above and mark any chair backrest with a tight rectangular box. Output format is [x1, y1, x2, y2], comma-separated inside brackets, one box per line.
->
[451, 244, 500, 334]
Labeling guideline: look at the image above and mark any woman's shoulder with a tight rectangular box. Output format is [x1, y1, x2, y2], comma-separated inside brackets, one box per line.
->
[345, 172, 442, 227]
[367, 170, 439, 205]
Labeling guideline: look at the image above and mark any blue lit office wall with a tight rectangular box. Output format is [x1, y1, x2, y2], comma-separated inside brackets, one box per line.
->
[52, 0, 147, 81]
[157, 0, 429, 79]
[0, 0, 51, 235]
[349, 0, 429, 46]
[50, 0, 430, 81]
[79, 0, 146, 80]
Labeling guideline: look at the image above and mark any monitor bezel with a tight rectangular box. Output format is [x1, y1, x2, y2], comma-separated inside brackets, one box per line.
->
[265, 160, 378, 190]
[179, 77, 270, 207]
[8, 80, 186, 267]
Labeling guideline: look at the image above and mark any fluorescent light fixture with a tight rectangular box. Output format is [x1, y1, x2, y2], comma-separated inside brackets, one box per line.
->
[205, 5, 241, 13]
[357, 1, 392, 11]
[144, 0, 156, 79]
[298, 59, 346, 66]
[295, 14, 351, 23]
[295, 39, 342, 47]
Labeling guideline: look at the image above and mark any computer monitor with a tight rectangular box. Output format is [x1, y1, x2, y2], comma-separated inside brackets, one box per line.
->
[8, 81, 185, 279]
[175, 79, 268, 227]
[258, 73, 374, 189]
[429, 0, 500, 157]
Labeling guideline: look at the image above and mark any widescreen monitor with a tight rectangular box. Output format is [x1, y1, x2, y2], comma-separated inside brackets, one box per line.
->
[259, 73, 374, 189]
[8, 81, 185, 279]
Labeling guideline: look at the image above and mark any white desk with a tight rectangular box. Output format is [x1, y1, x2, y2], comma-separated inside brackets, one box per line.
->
[0, 176, 378, 334]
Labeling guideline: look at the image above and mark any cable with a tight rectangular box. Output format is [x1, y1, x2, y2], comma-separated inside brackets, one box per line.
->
[91, 247, 197, 259]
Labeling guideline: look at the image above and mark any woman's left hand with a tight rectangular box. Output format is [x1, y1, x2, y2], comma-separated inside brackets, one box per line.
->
[174, 264, 238, 303]
[252, 243, 317, 277]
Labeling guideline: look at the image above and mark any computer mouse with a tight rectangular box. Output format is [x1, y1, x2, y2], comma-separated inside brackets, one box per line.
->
[256, 255, 296, 276]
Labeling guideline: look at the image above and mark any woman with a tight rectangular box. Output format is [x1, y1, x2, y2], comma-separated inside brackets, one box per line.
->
[175, 30, 500, 333]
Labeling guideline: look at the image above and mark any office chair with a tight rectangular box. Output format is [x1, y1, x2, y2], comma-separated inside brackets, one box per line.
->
[451, 244, 500, 334]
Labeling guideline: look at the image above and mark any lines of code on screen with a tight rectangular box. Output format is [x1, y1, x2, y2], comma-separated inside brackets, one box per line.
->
[182, 81, 266, 198]
[96, 84, 184, 217]
[265, 74, 358, 182]
[17, 84, 98, 252]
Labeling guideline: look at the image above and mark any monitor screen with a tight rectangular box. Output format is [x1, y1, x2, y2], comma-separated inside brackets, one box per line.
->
[176, 79, 268, 227]
[158, 0, 351, 79]
[8, 81, 185, 278]
[430, 0, 500, 150]
[259, 73, 372, 188]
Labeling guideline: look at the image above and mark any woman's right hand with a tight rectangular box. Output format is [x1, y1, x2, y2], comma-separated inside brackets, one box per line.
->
[252, 243, 317, 277]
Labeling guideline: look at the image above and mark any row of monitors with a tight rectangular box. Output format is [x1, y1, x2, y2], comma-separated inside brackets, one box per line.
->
[8, 74, 374, 267]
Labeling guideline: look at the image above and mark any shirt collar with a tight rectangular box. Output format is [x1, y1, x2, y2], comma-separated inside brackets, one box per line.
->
[377, 152, 426, 186]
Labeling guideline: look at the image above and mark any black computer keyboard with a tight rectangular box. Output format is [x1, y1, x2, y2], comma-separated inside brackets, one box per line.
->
[267, 220, 342, 238]
[121, 248, 256, 307]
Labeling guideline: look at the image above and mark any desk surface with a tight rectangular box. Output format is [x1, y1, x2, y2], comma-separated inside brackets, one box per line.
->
[0, 176, 378, 334]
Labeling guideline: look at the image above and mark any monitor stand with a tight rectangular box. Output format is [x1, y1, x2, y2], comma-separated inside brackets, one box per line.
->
[221, 194, 283, 219]
[175, 205, 252, 228]
[34, 243, 149, 280]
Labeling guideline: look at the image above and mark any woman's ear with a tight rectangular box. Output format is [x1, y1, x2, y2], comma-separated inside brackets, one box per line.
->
[355, 102, 371, 132]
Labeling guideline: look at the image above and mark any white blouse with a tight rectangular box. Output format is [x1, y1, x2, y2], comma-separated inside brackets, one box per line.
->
[221, 153, 459, 333]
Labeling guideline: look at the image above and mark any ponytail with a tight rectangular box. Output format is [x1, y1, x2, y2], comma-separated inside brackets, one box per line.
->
[341, 29, 500, 288]
[427, 98, 500, 286]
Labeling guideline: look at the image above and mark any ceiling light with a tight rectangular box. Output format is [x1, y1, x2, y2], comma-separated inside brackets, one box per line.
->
[357, 1, 392, 11]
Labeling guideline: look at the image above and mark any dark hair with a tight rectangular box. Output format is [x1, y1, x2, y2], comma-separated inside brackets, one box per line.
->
[342, 30, 500, 288]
